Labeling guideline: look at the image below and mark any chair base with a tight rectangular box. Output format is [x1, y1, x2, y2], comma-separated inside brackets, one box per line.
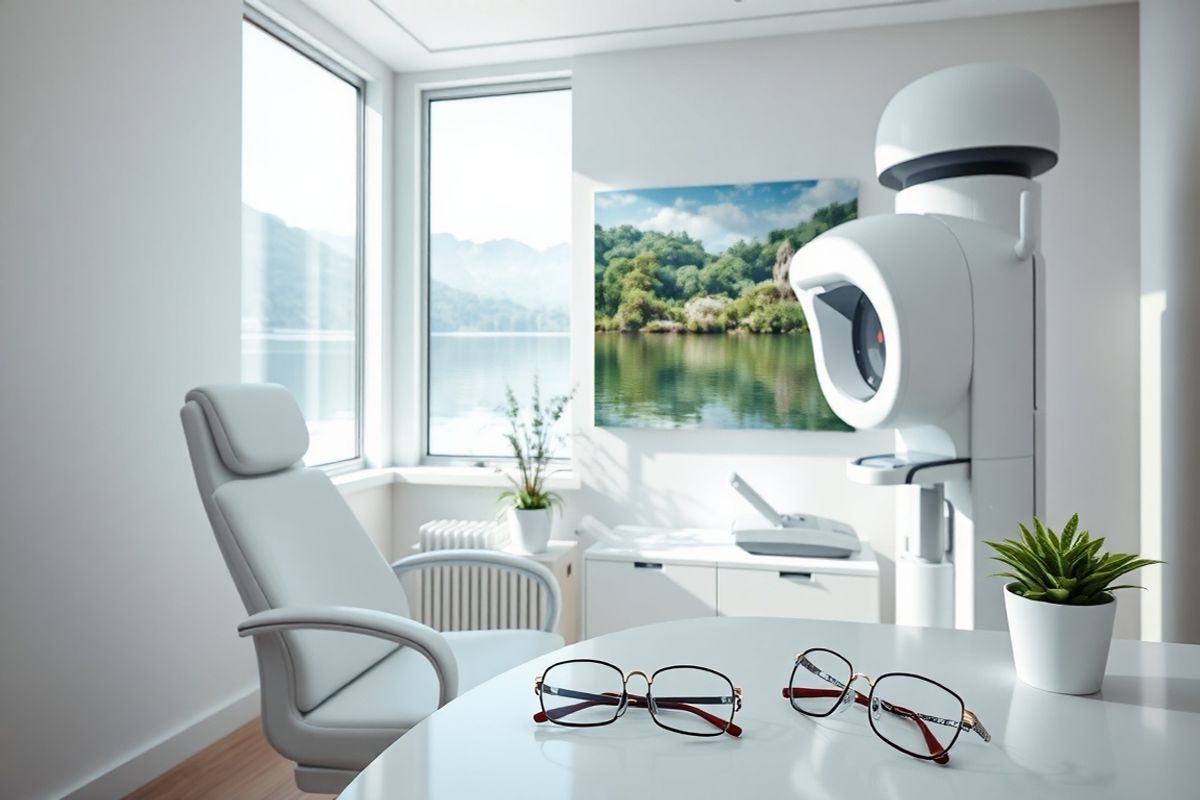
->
[295, 764, 357, 794]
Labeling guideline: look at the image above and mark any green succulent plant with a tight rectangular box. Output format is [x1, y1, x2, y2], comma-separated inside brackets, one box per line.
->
[985, 514, 1161, 606]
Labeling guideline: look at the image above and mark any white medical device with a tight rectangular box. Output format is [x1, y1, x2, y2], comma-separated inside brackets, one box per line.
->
[730, 472, 861, 559]
[789, 64, 1058, 630]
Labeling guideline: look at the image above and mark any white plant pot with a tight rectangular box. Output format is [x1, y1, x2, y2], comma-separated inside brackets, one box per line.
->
[1003, 583, 1116, 695]
[506, 506, 552, 554]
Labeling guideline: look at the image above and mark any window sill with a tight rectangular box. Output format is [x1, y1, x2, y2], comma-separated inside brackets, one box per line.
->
[331, 466, 581, 493]
[331, 468, 396, 496]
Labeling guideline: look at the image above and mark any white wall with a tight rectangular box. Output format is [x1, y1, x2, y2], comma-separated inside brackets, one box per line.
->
[1139, 0, 1200, 644]
[0, 1, 396, 797]
[393, 4, 1141, 637]
[0, 2, 247, 797]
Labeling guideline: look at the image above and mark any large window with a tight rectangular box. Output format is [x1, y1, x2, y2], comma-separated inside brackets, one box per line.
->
[425, 84, 572, 460]
[241, 12, 364, 467]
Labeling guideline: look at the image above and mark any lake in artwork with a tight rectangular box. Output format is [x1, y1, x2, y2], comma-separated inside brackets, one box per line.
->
[594, 331, 847, 430]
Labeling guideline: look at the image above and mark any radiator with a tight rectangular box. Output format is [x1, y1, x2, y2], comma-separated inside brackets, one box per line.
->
[413, 519, 549, 632]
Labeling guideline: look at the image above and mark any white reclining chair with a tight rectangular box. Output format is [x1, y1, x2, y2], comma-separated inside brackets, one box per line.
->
[180, 384, 564, 793]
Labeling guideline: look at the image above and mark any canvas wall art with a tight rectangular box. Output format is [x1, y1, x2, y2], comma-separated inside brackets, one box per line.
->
[594, 178, 857, 431]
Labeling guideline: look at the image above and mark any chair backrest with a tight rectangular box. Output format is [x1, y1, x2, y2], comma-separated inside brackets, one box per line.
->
[180, 384, 409, 713]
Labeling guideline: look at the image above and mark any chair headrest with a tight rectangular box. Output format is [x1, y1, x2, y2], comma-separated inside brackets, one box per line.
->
[186, 384, 309, 475]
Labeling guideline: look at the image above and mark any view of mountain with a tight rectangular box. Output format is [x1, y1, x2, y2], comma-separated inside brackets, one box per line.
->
[429, 232, 570, 312]
[242, 204, 355, 331]
[429, 281, 568, 333]
[244, 205, 570, 333]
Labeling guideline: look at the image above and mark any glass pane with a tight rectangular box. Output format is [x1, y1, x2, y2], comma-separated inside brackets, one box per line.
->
[788, 648, 854, 717]
[539, 660, 624, 726]
[241, 19, 360, 466]
[870, 674, 964, 759]
[427, 88, 572, 459]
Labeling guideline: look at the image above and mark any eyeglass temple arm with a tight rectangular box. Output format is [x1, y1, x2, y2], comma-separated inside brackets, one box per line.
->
[781, 687, 950, 764]
[534, 688, 743, 737]
[881, 701, 991, 745]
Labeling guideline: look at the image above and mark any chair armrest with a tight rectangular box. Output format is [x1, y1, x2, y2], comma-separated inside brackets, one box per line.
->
[391, 550, 562, 633]
[238, 606, 459, 707]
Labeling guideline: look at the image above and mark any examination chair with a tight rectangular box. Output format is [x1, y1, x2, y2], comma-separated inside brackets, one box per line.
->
[180, 384, 564, 793]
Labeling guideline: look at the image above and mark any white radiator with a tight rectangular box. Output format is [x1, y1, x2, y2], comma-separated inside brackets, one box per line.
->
[414, 519, 549, 632]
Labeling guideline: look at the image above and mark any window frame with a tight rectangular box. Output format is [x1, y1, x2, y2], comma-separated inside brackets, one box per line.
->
[242, 5, 368, 473]
[419, 78, 573, 466]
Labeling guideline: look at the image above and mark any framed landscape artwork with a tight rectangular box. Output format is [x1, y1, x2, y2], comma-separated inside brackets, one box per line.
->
[594, 178, 857, 431]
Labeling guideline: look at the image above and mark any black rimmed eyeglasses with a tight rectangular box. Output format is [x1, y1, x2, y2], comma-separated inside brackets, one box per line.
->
[783, 647, 991, 764]
[533, 658, 743, 737]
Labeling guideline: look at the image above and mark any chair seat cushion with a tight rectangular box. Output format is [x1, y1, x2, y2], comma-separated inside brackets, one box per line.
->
[304, 629, 564, 730]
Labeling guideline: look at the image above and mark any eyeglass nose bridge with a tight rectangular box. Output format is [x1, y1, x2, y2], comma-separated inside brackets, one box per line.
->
[850, 671, 876, 687]
[831, 672, 875, 715]
[619, 670, 652, 718]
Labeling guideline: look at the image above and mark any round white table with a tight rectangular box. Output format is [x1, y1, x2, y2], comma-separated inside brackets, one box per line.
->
[340, 617, 1198, 799]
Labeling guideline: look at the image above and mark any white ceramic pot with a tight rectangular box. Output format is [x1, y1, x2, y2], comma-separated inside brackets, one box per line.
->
[506, 506, 552, 554]
[1003, 583, 1116, 695]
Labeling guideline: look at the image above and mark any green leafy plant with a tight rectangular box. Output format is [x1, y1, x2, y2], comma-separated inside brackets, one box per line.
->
[498, 377, 575, 511]
[986, 514, 1161, 605]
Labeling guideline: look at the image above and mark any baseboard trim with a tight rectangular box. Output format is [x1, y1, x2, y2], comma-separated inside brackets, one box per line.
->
[64, 685, 260, 800]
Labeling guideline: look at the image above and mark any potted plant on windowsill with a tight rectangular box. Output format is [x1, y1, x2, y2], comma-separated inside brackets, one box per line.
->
[498, 378, 574, 555]
[986, 514, 1161, 695]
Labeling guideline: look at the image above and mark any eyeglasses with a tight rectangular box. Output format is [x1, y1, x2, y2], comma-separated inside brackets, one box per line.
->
[783, 647, 991, 763]
[533, 658, 743, 737]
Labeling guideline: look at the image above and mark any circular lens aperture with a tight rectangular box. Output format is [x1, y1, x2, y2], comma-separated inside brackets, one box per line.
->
[852, 293, 886, 393]
[869, 674, 965, 760]
[539, 660, 625, 727]
[649, 666, 737, 736]
[788, 648, 854, 717]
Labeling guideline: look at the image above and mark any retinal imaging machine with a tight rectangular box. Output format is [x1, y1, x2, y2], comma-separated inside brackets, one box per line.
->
[789, 64, 1059, 630]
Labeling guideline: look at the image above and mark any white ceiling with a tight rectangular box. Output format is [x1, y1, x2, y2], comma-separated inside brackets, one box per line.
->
[299, 0, 1127, 73]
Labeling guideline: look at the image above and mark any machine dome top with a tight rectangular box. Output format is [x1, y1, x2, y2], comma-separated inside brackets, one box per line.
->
[875, 63, 1060, 191]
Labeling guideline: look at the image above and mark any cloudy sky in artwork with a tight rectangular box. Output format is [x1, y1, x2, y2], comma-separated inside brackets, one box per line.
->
[595, 178, 857, 253]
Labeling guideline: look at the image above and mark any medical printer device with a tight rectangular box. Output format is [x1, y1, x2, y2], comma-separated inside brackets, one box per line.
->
[730, 472, 862, 559]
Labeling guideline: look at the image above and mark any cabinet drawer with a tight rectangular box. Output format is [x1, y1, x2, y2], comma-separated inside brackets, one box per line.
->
[716, 566, 879, 622]
[585, 560, 717, 638]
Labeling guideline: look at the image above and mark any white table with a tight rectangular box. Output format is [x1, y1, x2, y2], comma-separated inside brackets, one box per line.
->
[340, 617, 1198, 799]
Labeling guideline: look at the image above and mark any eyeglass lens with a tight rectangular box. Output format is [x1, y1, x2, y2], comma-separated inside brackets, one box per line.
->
[869, 674, 964, 759]
[538, 659, 625, 726]
[787, 648, 855, 717]
[649, 666, 738, 736]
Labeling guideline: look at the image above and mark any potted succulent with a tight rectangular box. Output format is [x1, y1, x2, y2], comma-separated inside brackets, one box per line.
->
[498, 378, 574, 554]
[987, 514, 1160, 695]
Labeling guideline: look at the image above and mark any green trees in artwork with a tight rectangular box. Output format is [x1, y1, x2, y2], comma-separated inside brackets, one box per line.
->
[595, 198, 857, 334]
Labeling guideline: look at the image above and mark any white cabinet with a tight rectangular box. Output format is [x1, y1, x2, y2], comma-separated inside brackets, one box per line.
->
[716, 566, 878, 622]
[584, 538, 879, 638]
[585, 559, 716, 638]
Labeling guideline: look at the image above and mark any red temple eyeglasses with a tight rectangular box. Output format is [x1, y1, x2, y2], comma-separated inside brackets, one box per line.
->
[533, 658, 743, 737]
[783, 647, 991, 764]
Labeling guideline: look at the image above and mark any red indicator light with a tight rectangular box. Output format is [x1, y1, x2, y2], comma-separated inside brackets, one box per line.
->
[876, 330, 884, 344]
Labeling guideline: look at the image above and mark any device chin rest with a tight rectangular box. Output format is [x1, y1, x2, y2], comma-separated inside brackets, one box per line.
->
[186, 384, 309, 475]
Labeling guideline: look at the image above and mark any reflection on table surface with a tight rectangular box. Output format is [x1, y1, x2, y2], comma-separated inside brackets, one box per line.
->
[341, 617, 1200, 800]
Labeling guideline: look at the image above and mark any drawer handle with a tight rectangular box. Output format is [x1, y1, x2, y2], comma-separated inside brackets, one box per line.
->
[634, 561, 664, 570]
[779, 571, 813, 581]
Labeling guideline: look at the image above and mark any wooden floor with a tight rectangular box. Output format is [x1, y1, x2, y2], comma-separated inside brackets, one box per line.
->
[125, 720, 332, 800]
